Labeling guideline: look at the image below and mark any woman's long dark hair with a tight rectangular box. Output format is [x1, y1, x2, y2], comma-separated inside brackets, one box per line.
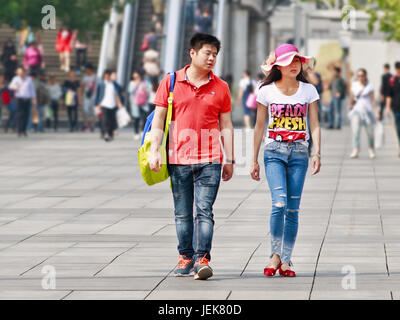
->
[259, 64, 309, 89]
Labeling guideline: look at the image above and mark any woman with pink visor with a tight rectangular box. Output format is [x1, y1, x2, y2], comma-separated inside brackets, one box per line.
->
[251, 44, 321, 277]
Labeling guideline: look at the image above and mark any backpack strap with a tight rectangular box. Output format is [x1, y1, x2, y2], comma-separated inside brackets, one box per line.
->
[161, 72, 176, 148]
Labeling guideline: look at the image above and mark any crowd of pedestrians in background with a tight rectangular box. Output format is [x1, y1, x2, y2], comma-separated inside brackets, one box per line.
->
[234, 59, 400, 158]
[0, 13, 162, 142]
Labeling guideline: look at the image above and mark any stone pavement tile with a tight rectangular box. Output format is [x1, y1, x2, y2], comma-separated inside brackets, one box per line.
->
[155, 273, 313, 292]
[315, 263, 388, 275]
[5, 197, 68, 209]
[40, 223, 113, 235]
[52, 196, 117, 209]
[317, 256, 385, 264]
[310, 290, 391, 300]
[143, 198, 175, 209]
[0, 167, 45, 177]
[21, 263, 108, 277]
[0, 276, 166, 291]
[377, 180, 400, 191]
[22, 213, 81, 221]
[392, 292, 400, 300]
[146, 290, 230, 300]
[311, 274, 392, 291]
[65, 290, 149, 300]
[19, 179, 77, 190]
[96, 218, 170, 236]
[331, 200, 378, 209]
[228, 290, 310, 300]
[335, 191, 380, 201]
[0, 193, 37, 205]
[0, 220, 65, 236]
[97, 195, 159, 209]
[73, 242, 137, 248]
[0, 290, 70, 300]
[70, 213, 130, 224]
[60, 179, 115, 190]
[337, 178, 376, 191]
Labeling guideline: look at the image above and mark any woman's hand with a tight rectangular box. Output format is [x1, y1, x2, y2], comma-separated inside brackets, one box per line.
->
[311, 155, 321, 175]
[250, 162, 260, 181]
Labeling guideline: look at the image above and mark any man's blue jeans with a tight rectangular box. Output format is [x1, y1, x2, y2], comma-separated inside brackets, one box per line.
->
[35, 105, 45, 132]
[329, 97, 343, 128]
[264, 141, 309, 264]
[168, 163, 222, 261]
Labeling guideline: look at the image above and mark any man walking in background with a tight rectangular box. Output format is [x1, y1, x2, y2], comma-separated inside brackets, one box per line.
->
[380, 63, 391, 121]
[328, 66, 346, 129]
[9, 67, 36, 137]
[386, 62, 400, 157]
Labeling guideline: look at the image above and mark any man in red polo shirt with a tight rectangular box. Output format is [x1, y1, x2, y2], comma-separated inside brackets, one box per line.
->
[149, 33, 234, 280]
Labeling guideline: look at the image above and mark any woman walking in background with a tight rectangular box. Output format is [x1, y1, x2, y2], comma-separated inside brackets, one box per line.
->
[1, 39, 17, 82]
[348, 68, 379, 159]
[47, 75, 62, 131]
[251, 44, 321, 277]
[56, 26, 73, 72]
[237, 70, 257, 130]
[62, 70, 80, 132]
[128, 70, 150, 141]
[23, 41, 44, 76]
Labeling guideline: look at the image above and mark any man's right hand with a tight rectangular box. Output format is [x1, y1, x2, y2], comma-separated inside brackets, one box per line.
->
[149, 150, 162, 172]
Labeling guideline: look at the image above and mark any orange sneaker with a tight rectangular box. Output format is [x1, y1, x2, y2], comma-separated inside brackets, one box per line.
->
[174, 255, 194, 277]
[193, 254, 213, 280]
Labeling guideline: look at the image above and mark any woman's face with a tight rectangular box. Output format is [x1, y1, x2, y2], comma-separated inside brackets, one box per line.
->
[357, 71, 366, 83]
[133, 72, 140, 81]
[278, 56, 302, 79]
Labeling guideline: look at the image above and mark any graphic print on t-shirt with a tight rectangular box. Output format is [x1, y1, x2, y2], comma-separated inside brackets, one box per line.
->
[268, 102, 307, 142]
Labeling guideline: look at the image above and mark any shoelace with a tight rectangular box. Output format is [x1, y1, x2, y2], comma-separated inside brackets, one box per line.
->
[178, 256, 192, 269]
[196, 254, 209, 266]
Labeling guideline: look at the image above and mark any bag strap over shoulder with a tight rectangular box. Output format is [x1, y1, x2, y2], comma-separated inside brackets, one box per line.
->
[161, 72, 176, 148]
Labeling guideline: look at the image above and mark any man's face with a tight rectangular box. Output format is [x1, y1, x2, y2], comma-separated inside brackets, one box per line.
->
[17, 68, 24, 77]
[69, 71, 75, 81]
[190, 44, 218, 72]
[396, 68, 400, 78]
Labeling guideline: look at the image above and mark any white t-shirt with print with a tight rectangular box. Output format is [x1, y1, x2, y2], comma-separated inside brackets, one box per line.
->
[256, 81, 320, 148]
[351, 81, 374, 113]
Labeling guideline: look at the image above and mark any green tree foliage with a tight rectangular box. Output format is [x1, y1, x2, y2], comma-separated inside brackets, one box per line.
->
[353, 0, 400, 42]
[0, 0, 122, 34]
[300, 0, 400, 41]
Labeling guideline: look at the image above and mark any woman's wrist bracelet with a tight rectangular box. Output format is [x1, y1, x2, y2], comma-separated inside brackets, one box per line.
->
[311, 153, 321, 158]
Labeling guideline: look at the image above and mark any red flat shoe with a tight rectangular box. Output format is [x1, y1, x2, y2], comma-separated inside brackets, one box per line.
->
[264, 262, 282, 277]
[279, 265, 296, 277]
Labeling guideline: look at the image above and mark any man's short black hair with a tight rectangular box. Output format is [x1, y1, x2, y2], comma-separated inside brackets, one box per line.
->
[384, 63, 390, 69]
[395, 62, 400, 70]
[85, 63, 94, 71]
[334, 66, 341, 73]
[103, 69, 112, 77]
[190, 33, 221, 53]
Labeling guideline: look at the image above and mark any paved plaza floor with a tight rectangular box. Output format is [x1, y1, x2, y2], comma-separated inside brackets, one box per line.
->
[0, 123, 399, 300]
